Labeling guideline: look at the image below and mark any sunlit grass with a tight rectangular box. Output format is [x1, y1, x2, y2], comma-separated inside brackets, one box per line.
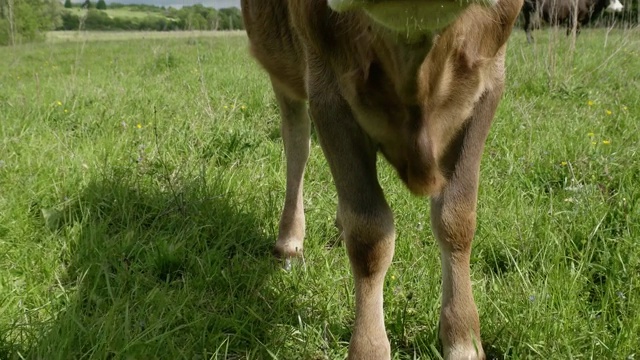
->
[45, 30, 244, 43]
[0, 28, 639, 359]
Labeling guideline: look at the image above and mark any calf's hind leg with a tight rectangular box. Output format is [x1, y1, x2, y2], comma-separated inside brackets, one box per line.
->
[272, 83, 311, 259]
[431, 87, 504, 360]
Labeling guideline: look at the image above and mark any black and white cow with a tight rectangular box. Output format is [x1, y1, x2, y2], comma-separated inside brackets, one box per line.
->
[522, 0, 623, 43]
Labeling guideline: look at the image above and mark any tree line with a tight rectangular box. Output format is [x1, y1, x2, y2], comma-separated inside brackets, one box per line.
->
[59, 2, 244, 32]
[0, 0, 244, 46]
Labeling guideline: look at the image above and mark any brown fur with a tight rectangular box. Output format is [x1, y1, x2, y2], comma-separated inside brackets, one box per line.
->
[241, 0, 523, 358]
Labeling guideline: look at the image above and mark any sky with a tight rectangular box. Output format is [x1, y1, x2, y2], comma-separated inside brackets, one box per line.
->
[102, 0, 241, 8]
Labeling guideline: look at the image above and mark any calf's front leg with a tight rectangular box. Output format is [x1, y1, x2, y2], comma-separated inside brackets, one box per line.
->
[430, 86, 504, 360]
[307, 61, 395, 360]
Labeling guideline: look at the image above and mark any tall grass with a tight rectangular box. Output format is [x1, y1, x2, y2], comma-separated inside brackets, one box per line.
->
[0, 28, 639, 359]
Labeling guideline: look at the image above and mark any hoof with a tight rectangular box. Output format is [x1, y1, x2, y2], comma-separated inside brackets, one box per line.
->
[274, 253, 305, 272]
[273, 239, 304, 271]
[273, 239, 303, 259]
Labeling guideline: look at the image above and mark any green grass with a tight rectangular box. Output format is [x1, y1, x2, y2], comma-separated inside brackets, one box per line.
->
[45, 31, 244, 43]
[0, 28, 639, 359]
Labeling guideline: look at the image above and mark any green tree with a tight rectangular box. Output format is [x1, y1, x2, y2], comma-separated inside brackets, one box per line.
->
[64, 0, 72, 8]
[84, 8, 109, 29]
[60, 11, 79, 29]
[0, 0, 63, 45]
[217, 7, 243, 30]
[95, 0, 105, 10]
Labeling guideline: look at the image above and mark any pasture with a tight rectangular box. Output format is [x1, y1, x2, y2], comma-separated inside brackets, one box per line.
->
[1, 28, 639, 359]
[45, 30, 243, 43]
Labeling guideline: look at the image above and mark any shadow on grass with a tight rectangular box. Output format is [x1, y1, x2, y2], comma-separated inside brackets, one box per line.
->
[1, 163, 518, 359]
[19, 167, 299, 359]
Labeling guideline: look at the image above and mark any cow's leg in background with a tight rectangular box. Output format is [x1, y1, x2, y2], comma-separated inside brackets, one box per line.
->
[272, 82, 311, 260]
[523, 0, 535, 43]
[566, 20, 583, 37]
[307, 56, 396, 360]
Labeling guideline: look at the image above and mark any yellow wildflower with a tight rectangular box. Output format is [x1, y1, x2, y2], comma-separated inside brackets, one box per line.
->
[223, 105, 228, 109]
[136, 123, 142, 129]
[602, 140, 611, 145]
[56, 101, 62, 106]
[561, 161, 567, 166]
[587, 132, 594, 137]
[587, 100, 594, 106]
[241, 105, 247, 110]
[622, 105, 628, 111]
[64, 109, 68, 113]
[605, 109, 612, 115]
[591, 141, 597, 145]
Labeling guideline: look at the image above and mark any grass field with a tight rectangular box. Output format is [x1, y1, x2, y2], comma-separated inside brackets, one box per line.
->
[1, 27, 639, 359]
[45, 31, 244, 43]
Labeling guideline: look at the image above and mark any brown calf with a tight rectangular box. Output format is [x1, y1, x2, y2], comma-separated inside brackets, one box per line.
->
[241, 0, 523, 358]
